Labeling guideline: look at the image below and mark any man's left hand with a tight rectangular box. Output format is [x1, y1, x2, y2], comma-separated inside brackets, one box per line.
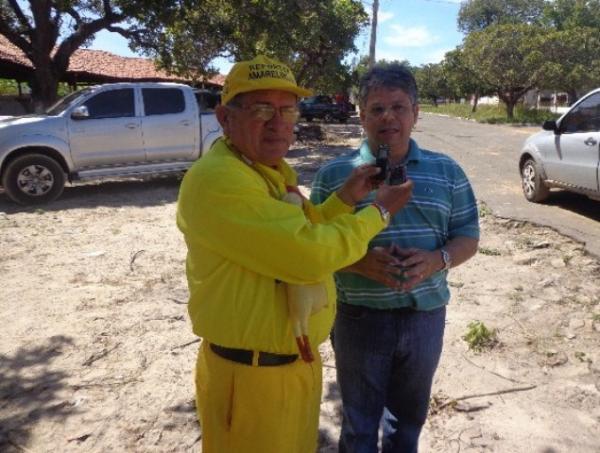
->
[390, 245, 442, 291]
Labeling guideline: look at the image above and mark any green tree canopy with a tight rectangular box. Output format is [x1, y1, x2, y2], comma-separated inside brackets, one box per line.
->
[412, 63, 449, 106]
[541, 0, 600, 31]
[461, 23, 546, 118]
[457, 0, 546, 33]
[146, 0, 369, 94]
[0, 0, 173, 108]
[536, 27, 600, 103]
[442, 48, 493, 111]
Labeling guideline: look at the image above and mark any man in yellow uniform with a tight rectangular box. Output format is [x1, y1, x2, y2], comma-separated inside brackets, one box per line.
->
[177, 55, 413, 453]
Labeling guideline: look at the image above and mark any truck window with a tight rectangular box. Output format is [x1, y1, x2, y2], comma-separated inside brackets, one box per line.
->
[142, 88, 185, 115]
[83, 89, 135, 119]
[195, 90, 220, 112]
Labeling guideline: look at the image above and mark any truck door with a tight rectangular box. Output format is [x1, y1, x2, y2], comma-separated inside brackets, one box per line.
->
[141, 87, 197, 161]
[546, 92, 600, 192]
[68, 88, 144, 168]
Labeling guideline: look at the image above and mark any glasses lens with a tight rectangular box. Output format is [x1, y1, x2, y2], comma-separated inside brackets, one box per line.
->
[250, 105, 276, 121]
[280, 107, 300, 123]
[248, 104, 299, 123]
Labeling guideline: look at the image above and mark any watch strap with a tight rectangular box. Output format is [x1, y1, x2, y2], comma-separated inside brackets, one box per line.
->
[371, 202, 390, 225]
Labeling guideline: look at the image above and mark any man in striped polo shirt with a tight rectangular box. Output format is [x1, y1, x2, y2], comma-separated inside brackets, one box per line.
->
[311, 64, 480, 452]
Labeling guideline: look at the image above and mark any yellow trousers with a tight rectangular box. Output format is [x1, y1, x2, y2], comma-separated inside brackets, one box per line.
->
[195, 341, 323, 453]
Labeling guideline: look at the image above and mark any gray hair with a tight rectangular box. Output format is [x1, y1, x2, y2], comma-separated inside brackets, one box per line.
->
[359, 63, 418, 106]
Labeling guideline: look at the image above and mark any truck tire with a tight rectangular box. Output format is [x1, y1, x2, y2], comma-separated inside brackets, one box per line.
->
[2, 153, 66, 205]
[323, 113, 334, 123]
[521, 158, 550, 203]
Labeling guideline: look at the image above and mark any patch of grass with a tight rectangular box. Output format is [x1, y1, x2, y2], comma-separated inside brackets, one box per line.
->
[478, 201, 492, 218]
[463, 321, 498, 352]
[420, 103, 561, 125]
[592, 314, 600, 321]
[478, 246, 501, 256]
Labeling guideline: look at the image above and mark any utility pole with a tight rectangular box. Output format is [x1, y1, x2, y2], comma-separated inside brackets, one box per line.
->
[368, 0, 379, 69]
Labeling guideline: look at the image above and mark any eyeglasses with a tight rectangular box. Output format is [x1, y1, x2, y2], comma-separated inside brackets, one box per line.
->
[367, 103, 415, 119]
[230, 103, 300, 123]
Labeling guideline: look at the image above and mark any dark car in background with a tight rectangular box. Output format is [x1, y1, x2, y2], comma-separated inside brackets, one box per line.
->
[298, 95, 350, 123]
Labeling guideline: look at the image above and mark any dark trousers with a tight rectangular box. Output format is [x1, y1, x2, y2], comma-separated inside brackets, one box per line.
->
[334, 303, 446, 453]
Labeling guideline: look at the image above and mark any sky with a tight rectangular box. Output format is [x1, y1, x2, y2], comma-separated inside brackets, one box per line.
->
[89, 0, 465, 74]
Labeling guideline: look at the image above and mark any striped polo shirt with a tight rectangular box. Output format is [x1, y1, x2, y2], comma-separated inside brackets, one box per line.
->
[310, 139, 480, 311]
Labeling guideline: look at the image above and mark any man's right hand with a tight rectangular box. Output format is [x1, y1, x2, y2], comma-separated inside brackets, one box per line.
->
[374, 180, 413, 215]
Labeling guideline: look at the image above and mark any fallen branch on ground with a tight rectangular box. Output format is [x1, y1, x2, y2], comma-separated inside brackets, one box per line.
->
[461, 353, 525, 384]
[437, 384, 537, 411]
[171, 339, 200, 351]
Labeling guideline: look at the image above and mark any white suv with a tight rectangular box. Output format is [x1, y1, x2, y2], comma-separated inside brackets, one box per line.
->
[519, 88, 600, 202]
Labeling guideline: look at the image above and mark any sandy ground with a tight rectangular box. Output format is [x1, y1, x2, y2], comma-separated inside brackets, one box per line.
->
[1, 123, 599, 453]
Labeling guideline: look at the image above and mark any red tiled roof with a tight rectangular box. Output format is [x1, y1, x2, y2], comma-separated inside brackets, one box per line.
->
[0, 34, 223, 86]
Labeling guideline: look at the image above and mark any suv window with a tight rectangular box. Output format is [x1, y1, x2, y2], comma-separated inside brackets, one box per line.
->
[83, 89, 135, 119]
[142, 88, 185, 115]
[561, 92, 600, 133]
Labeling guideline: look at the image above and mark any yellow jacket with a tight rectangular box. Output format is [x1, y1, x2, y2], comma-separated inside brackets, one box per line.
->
[177, 138, 385, 353]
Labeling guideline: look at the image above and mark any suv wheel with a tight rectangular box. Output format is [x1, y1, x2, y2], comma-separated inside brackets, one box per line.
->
[2, 153, 66, 205]
[521, 158, 550, 203]
[323, 113, 334, 123]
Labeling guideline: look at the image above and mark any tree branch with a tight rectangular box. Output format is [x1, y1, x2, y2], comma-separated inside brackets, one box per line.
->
[53, 12, 127, 72]
[0, 17, 34, 56]
[63, 6, 82, 24]
[7, 0, 32, 34]
[437, 384, 537, 411]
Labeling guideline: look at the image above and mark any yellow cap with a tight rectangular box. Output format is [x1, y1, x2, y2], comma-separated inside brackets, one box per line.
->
[221, 55, 313, 105]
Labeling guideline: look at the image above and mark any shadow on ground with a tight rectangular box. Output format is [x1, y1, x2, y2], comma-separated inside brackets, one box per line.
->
[0, 174, 183, 214]
[0, 336, 76, 452]
[545, 191, 600, 222]
[318, 380, 342, 452]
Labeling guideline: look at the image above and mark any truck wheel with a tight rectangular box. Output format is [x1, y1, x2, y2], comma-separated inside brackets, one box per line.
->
[2, 153, 66, 205]
[323, 113, 334, 123]
[521, 158, 549, 203]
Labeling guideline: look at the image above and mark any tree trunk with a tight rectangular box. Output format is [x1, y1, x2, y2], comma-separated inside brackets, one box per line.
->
[505, 100, 516, 119]
[30, 69, 60, 112]
[567, 88, 578, 106]
[471, 93, 479, 113]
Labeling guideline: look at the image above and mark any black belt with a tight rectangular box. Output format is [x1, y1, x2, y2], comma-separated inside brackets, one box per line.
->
[209, 343, 298, 367]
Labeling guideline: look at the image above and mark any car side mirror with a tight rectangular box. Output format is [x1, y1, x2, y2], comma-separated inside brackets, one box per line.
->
[71, 105, 90, 119]
[542, 119, 559, 134]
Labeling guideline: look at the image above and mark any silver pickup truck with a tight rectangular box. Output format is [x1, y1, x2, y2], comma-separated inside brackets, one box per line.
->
[0, 82, 223, 205]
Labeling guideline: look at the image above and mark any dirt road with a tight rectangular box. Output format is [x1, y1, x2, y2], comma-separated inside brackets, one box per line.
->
[1, 125, 599, 452]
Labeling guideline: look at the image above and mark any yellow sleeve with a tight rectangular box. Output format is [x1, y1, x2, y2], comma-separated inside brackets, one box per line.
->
[177, 156, 384, 285]
[303, 191, 354, 224]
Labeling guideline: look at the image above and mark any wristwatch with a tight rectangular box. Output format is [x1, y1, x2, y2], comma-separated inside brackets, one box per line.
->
[440, 247, 452, 271]
[372, 202, 390, 224]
